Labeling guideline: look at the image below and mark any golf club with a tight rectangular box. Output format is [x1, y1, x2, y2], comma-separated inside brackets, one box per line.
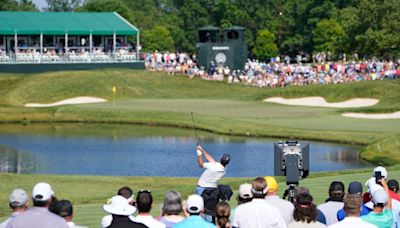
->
[190, 112, 199, 146]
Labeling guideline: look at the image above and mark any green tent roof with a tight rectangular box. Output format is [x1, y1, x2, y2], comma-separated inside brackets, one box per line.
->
[0, 11, 139, 35]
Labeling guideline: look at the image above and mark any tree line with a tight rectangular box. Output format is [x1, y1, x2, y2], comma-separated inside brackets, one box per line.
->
[2, 0, 400, 60]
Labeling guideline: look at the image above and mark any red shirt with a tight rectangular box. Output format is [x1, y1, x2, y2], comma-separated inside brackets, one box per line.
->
[389, 190, 400, 201]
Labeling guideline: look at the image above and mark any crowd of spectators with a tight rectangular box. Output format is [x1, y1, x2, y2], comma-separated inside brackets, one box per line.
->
[144, 51, 400, 88]
[1, 165, 398, 228]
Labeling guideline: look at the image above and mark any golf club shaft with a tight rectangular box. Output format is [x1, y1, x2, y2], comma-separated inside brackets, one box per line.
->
[190, 112, 199, 145]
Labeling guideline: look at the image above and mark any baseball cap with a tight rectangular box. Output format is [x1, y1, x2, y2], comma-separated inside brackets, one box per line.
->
[264, 176, 278, 193]
[220, 154, 231, 166]
[388, 179, 399, 192]
[373, 166, 387, 179]
[103, 195, 137, 216]
[32, 182, 54, 201]
[348, 181, 363, 195]
[186, 194, 203, 213]
[372, 189, 388, 205]
[329, 181, 345, 194]
[9, 188, 28, 207]
[238, 183, 253, 199]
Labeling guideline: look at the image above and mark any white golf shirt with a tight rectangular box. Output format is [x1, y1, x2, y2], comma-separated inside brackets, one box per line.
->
[197, 162, 226, 188]
[328, 216, 377, 228]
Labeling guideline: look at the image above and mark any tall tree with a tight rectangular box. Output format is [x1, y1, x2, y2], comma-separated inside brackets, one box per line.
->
[252, 29, 278, 60]
[46, 0, 82, 12]
[312, 19, 345, 54]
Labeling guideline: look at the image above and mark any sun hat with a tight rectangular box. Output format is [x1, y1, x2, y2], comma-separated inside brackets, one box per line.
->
[373, 166, 387, 179]
[103, 195, 137, 216]
[186, 194, 203, 214]
[10, 188, 29, 206]
[264, 176, 279, 193]
[348, 181, 363, 195]
[238, 183, 253, 199]
[372, 189, 388, 205]
[32, 182, 54, 201]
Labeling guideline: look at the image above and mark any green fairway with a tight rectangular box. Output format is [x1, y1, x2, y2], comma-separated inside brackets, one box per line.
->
[0, 69, 400, 163]
[1, 168, 399, 227]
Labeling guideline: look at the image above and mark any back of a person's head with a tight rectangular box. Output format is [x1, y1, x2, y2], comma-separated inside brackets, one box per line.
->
[294, 186, 310, 198]
[216, 202, 230, 228]
[136, 190, 152, 213]
[293, 193, 317, 223]
[50, 199, 73, 218]
[343, 194, 362, 216]
[117, 186, 133, 200]
[388, 179, 399, 193]
[329, 181, 345, 199]
[162, 191, 183, 215]
[251, 177, 268, 198]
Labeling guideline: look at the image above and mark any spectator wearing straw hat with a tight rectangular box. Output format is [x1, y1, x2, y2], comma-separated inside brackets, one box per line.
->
[265, 176, 295, 225]
[6, 182, 68, 228]
[102, 187, 136, 228]
[0, 189, 29, 228]
[103, 195, 147, 228]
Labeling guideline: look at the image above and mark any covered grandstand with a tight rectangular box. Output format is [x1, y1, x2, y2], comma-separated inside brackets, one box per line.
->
[0, 11, 141, 64]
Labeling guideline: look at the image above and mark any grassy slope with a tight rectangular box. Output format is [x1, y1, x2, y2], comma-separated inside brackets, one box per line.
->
[1, 168, 400, 227]
[0, 69, 400, 162]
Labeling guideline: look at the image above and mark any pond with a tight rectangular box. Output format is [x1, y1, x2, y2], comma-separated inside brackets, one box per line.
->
[0, 123, 370, 177]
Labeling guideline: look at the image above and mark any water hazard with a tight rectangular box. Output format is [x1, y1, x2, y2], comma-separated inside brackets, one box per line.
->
[0, 124, 370, 177]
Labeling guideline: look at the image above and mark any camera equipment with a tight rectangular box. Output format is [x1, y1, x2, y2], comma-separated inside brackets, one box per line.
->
[375, 171, 382, 185]
[274, 141, 310, 202]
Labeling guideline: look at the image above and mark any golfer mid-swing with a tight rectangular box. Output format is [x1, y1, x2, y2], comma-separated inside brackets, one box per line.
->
[195, 145, 231, 196]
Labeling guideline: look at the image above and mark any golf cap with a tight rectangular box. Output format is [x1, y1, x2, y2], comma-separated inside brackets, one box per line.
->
[103, 195, 137, 216]
[238, 183, 253, 199]
[264, 176, 279, 193]
[32, 182, 54, 201]
[329, 181, 345, 194]
[372, 189, 388, 205]
[348, 181, 363, 195]
[220, 154, 231, 166]
[9, 188, 28, 207]
[388, 179, 399, 192]
[186, 194, 203, 214]
[373, 166, 387, 179]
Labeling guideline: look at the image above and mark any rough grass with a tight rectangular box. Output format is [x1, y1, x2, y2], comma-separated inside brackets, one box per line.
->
[1, 168, 400, 227]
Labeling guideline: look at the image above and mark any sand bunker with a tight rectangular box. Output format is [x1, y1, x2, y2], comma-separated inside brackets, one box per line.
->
[25, 96, 107, 107]
[263, 96, 379, 108]
[342, 111, 400, 119]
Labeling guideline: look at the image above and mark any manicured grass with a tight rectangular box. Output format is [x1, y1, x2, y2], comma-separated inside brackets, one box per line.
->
[1, 168, 400, 227]
[0, 69, 400, 163]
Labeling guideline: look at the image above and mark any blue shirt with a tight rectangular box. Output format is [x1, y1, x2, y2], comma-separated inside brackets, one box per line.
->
[337, 204, 371, 221]
[174, 215, 215, 228]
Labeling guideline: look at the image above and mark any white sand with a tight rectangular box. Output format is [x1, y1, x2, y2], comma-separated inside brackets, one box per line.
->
[25, 96, 107, 107]
[342, 111, 400, 119]
[263, 96, 379, 108]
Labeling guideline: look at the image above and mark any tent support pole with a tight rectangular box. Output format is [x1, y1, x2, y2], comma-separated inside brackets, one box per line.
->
[14, 31, 17, 55]
[40, 33, 43, 63]
[65, 33, 68, 61]
[136, 32, 140, 61]
[113, 32, 116, 61]
[89, 32, 93, 55]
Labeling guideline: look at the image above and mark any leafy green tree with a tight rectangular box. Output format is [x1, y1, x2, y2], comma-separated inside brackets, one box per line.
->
[141, 26, 174, 52]
[46, 0, 81, 12]
[0, 0, 37, 11]
[312, 19, 345, 54]
[252, 29, 278, 60]
[77, 0, 135, 24]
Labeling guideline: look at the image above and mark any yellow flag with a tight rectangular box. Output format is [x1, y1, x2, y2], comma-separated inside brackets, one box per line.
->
[112, 86, 117, 93]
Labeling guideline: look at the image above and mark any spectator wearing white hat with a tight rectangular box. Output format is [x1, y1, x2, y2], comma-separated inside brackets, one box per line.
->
[135, 190, 166, 228]
[101, 186, 136, 228]
[232, 177, 286, 228]
[264, 176, 295, 225]
[0, 189, 29, 228]
[5, 182, 68, 228]
[361, 179, 393, 228]
[103, 195, 147, 228]
[229, 183, 253, 223]
[174, 194, 215, 228]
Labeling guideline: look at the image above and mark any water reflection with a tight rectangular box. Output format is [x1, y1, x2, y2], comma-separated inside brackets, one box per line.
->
[0, 123, 369, 177]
